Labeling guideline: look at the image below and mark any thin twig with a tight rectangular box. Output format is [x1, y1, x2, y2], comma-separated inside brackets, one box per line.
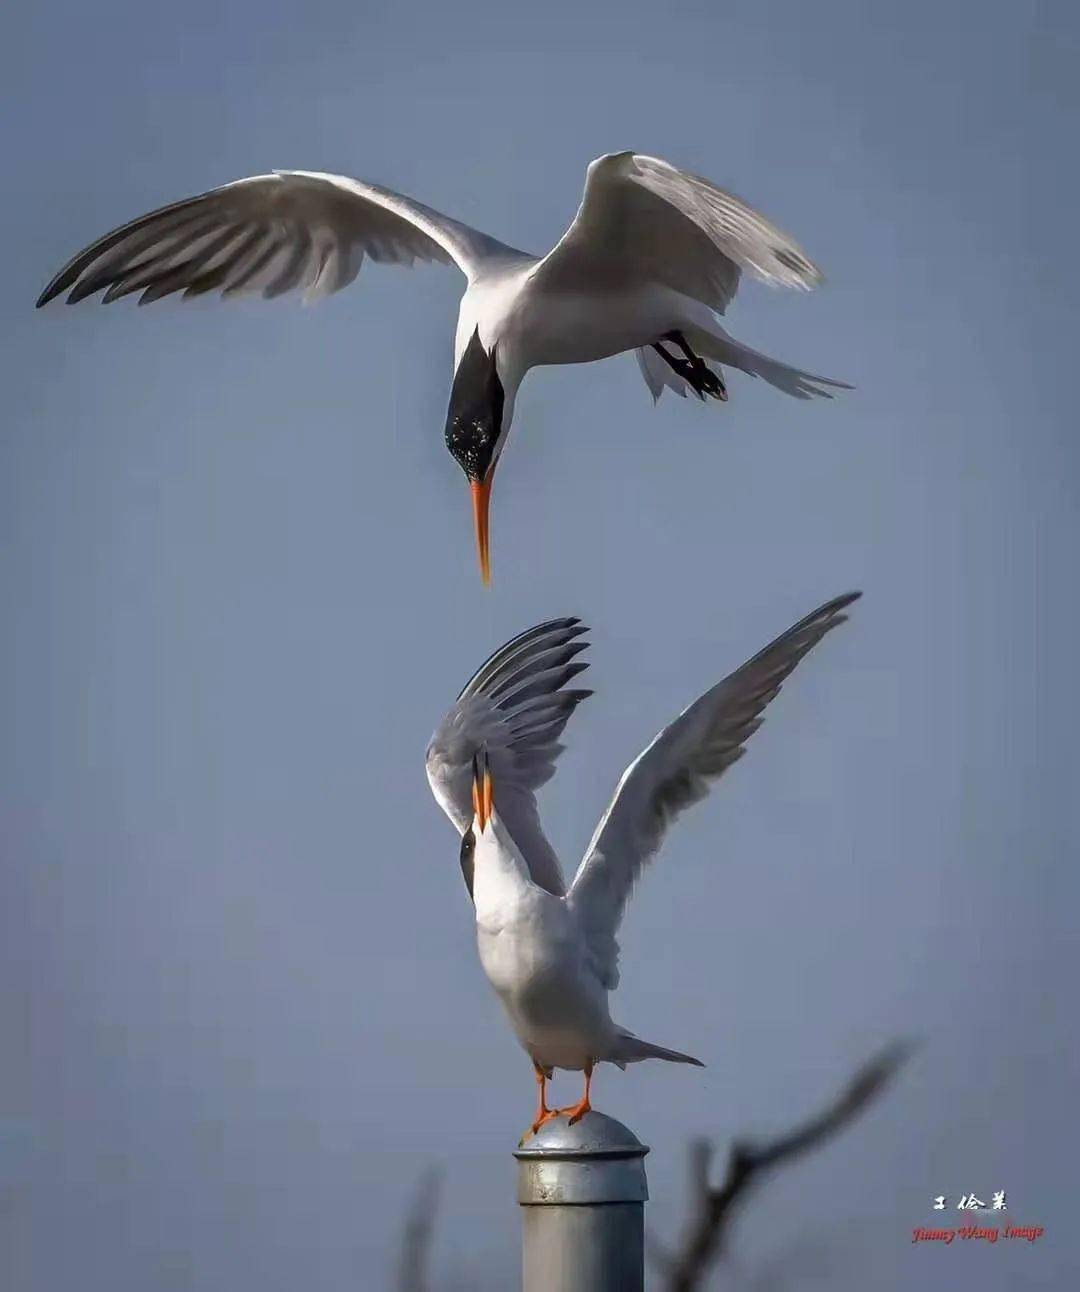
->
[395, 1166, 443, 1292]
[657, 1041, 913, 1292]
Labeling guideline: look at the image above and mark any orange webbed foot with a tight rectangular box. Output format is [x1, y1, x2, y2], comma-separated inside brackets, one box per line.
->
[519, 1107, 561, 1146]
[561, 1096, 592, 1126]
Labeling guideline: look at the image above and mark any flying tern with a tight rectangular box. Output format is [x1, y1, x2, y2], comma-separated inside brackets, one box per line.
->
[36, 152, 849, 582]
[426, 594, 860, 1139]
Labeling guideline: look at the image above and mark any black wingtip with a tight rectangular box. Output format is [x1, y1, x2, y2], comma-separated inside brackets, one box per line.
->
[811, 590, 862, 627]
[458, 617, 591, 702]
[814, 591, 862, 633]
[829, 590, 862, 612]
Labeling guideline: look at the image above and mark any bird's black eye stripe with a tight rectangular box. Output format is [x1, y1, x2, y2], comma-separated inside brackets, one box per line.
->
[459, 827, 476, 901]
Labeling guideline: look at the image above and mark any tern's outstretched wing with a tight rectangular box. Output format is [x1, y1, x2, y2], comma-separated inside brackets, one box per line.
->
[36, 170, 525, 308]
[535, 151, 822, 314]
[427, 618, 592, 897]
[567, 593, 859, 987]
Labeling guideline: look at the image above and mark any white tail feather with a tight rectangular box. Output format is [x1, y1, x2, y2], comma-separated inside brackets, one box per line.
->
[687, 321, 852, 401]
[612, 1030, 704, 1067]
[634, 345, 693, 402]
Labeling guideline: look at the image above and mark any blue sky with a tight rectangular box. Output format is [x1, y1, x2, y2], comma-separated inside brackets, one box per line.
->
[3, 1, 1078, 1287]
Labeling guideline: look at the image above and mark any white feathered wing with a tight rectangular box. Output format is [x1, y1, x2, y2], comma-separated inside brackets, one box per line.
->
[568, 593, 861, 991]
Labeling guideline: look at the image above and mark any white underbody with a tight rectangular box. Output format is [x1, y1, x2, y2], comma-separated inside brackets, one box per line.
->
[473, 816, 617, 1072]
[456, 260, 717, 395]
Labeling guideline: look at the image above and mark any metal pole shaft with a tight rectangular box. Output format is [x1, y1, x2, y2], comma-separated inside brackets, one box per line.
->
[515, 1112, 649, 1292]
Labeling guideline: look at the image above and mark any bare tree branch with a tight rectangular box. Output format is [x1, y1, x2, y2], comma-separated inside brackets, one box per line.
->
[658, 1041, 913, 1292]
[395, 1166, 443, 1292]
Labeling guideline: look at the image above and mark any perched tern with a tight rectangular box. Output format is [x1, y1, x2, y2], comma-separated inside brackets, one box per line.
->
[37, 153, 849, 582]
[426, 594, 860, 1139]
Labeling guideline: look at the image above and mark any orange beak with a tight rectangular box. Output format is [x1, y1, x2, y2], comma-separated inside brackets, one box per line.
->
[470, 475, 494, 586]
[471, 755, 493, 831]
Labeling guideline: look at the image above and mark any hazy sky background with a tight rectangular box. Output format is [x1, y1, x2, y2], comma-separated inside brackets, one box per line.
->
[3, 1, 1078, 1287]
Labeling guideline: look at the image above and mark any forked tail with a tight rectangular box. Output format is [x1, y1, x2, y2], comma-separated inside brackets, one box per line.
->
[636, 321, 850, 404]
[688, 320, 852, 401]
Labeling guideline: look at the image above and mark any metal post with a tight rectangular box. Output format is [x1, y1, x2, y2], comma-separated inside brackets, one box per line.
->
[514, 1112, 649, 1292]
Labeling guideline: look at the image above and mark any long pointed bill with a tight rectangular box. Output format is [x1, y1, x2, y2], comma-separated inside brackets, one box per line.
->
[470, 476, 493, 586]
[471, 753, 493, 831]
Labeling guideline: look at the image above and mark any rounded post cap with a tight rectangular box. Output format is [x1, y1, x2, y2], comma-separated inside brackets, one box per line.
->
[515, 1111, 649, 1158]
[515, 1112, 649, 1205]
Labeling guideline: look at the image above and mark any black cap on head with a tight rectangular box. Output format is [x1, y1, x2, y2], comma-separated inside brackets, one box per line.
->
[445, 329, 505, 481]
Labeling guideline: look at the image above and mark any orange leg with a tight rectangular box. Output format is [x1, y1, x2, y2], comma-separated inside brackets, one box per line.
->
[519, 1063, 561, 1145]
[561, 1060, 594, 1125]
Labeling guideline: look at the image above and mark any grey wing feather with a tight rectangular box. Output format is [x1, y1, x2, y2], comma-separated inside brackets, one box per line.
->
[537, 152, 822, 315]
[427, 618, 593, 897]
[628, 153, 822, 293]
[36, 170, 523, 309]
[567, 593, 860, 987]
